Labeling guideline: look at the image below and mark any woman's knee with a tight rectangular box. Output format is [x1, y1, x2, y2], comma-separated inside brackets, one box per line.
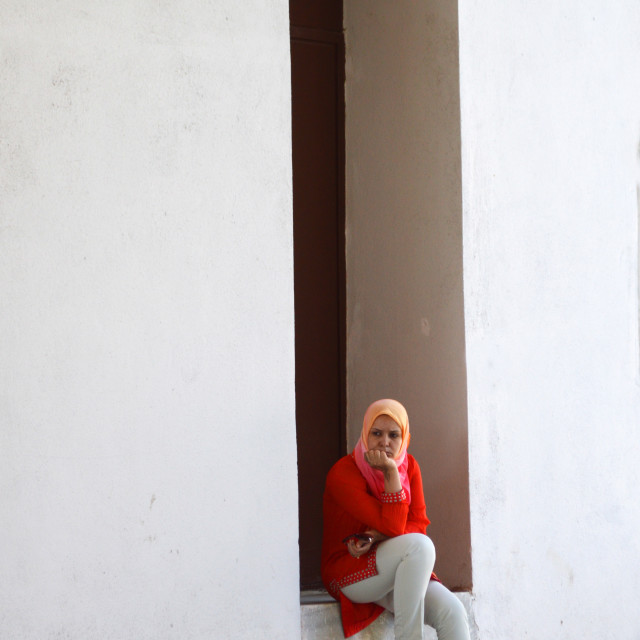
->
[401, 533, 435, 565]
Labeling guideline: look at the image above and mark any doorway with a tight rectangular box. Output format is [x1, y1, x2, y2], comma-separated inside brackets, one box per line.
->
[290, 0, 345, 589]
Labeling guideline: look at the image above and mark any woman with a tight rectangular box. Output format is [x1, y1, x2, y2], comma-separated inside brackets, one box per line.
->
[321, 399, 470, 640]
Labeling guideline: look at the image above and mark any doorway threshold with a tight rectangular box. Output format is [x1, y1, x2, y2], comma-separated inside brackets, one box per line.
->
[300, 590, 476, 640]
[300, 588, 334, 605]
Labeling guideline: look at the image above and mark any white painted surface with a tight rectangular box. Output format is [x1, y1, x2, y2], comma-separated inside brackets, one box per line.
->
[0, 2, 298, 638]
[459, 1, 640, 638]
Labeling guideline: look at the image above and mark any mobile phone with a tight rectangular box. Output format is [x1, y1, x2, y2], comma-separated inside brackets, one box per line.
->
[342, 532, 373, 544]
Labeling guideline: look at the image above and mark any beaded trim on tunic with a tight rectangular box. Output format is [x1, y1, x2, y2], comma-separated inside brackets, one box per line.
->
[329, 547, 378, 596]
[380, 488, 406, 503]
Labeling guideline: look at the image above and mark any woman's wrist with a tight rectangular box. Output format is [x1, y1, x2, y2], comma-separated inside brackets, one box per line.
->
[364, 529, 388, 544]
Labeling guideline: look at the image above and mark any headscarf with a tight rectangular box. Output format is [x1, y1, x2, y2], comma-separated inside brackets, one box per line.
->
[353, 398, 412, 501]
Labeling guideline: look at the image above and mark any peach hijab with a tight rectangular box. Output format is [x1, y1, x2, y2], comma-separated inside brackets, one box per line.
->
[353, 398, 412, 501]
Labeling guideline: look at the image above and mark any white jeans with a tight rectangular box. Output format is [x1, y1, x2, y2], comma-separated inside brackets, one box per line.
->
[342, 533, 470, 640]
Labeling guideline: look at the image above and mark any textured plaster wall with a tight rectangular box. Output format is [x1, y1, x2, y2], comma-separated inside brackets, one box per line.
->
[459, 1, 640, 638]
[344, 1, 471, 589]
[0, 2, 298, 638]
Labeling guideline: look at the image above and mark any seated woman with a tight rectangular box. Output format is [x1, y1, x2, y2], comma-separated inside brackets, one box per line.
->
[321, 398, 470, 640]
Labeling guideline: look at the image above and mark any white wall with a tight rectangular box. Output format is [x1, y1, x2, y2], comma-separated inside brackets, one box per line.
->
[344, 0, 471, 588]
[459, 1, 640, 638]
[0, 2, 299, 638]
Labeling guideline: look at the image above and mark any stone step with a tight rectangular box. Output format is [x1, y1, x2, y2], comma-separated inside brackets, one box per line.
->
[301, 591, 475, 640]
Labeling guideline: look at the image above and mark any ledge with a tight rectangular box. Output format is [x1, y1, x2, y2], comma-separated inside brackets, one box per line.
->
[300, 590, 476, 640]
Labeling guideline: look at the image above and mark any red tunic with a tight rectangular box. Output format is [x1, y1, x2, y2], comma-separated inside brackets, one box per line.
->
[321, 453, 435, 638]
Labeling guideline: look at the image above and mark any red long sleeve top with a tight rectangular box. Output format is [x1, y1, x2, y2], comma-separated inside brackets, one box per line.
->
[320, 452, 435, 638]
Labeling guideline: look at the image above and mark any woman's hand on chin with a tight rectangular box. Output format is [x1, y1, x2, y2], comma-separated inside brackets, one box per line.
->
[365, 449, 403, 493]
[364, 449, 397, 472]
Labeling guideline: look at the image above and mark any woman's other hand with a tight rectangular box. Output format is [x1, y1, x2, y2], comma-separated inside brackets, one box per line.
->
[347, 536, 373, 558]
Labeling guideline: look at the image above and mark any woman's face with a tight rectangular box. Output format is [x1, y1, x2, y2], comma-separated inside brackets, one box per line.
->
[367, 414, 403, 459]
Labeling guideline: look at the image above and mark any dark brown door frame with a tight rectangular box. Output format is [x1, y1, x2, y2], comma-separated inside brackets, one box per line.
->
[290, 0, 346, 590]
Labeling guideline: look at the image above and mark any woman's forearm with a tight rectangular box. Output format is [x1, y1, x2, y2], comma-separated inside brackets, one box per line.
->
[383, 464, 402, 493]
